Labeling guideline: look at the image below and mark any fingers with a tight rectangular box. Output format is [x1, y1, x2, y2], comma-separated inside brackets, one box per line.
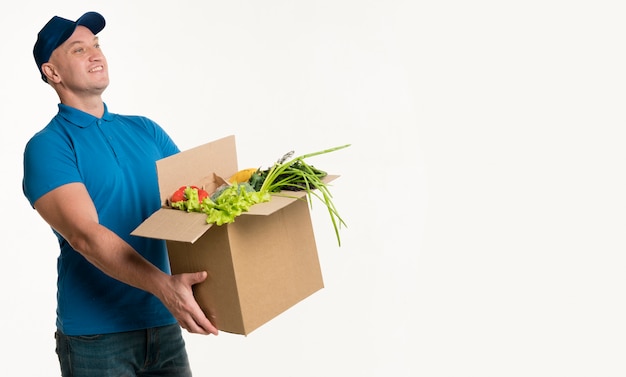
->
[179, 311, 219, 336]
[168, 271, 218, 335]
[177, 271, 218, 335]
[201, 315, 219, 336]
[194, 305, 219, 335]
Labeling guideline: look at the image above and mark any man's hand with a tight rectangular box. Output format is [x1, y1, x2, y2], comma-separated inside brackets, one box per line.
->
[159, 271, 219, 336]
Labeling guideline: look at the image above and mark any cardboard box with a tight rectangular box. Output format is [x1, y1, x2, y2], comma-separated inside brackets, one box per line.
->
[132, 135, 326, 335]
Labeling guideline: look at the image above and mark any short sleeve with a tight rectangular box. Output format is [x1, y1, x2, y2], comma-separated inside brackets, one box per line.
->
[22, 129, 82, 207]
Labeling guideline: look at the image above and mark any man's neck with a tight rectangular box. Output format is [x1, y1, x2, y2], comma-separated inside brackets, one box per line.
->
[59, 93, 105, 118]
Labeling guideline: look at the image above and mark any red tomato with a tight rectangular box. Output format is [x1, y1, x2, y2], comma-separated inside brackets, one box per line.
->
[197, 188, 209, 202]
[170, 186, 188, 203]
[171, 185, 208, 203]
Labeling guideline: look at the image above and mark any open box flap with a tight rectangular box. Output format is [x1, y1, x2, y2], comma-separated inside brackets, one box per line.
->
[131, 208, 212, 243]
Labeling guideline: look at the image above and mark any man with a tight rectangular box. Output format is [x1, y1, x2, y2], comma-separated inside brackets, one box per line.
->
[23, 11, 217, 376]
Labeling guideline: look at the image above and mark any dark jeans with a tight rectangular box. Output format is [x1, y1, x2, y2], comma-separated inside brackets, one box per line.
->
[55, 324, 192, 377]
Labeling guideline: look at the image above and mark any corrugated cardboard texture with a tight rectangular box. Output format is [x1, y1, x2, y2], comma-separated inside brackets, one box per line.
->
[166, 198, 324, 335]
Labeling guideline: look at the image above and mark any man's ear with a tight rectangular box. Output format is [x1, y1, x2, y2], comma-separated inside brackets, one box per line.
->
[42, 63, 60, 84]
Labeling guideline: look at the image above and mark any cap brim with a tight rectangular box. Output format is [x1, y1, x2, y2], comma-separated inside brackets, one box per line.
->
[76, 11, 106, 35]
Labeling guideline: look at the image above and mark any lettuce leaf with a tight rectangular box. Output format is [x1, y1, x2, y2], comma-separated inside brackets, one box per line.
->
[200, 183, 270, 225]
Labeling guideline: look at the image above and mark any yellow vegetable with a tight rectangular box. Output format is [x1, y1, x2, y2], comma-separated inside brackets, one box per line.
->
[228, 168, 258, 184]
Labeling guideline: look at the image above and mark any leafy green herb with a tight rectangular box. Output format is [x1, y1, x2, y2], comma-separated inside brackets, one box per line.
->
[257, 144, 351, 246]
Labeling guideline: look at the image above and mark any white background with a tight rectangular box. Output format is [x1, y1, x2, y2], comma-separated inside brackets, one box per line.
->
[1, 1, 625, 376]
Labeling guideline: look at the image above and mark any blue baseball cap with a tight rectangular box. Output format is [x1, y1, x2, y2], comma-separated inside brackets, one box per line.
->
[33, 11, 106, 82]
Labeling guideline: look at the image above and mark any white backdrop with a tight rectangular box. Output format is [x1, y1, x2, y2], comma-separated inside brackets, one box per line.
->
[1, 1, 625, 376]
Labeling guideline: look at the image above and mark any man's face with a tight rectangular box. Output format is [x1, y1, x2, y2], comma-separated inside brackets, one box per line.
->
[45, 25, 109, 93]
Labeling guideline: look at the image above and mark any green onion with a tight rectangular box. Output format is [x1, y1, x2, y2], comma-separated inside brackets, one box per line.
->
[259, 144, 350, 246]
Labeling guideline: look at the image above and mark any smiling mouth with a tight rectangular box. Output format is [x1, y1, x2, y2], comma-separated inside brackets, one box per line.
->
[89, 66, 104, 73]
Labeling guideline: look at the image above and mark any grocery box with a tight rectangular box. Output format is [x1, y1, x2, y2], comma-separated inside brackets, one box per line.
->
[132, 135, 328, 335]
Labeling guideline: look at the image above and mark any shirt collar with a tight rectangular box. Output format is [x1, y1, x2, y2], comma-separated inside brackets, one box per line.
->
[57, 103, 114, 128]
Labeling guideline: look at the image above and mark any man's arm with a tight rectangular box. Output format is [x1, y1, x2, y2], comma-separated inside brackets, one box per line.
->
[33, 182, 218, 335]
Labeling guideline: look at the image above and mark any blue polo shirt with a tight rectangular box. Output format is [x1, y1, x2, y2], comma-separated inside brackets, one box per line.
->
[23, 103, 180, 336]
